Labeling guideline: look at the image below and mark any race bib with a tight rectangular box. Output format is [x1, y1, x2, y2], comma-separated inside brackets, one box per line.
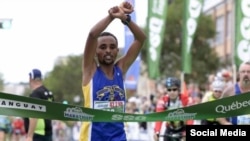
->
[94, 101, 125, 113]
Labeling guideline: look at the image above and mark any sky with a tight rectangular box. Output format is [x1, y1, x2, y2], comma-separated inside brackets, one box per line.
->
[0, 0, 147, 83]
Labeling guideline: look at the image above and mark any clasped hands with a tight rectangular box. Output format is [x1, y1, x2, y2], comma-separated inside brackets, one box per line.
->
[108, 1, 134, 20]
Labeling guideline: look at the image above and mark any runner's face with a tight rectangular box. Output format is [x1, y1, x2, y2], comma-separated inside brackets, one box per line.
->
[166, 87, 179, 100]
[239, 63, 250, 86]
[96, 36, 119, 65]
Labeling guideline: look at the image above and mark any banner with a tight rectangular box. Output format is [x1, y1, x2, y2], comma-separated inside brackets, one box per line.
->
[182, 0, 203, 73]
[234, 0, 250, 69]
[146, 0, 168, 79]
[124, 0, 140, 90]
[1, 91, 250, 122]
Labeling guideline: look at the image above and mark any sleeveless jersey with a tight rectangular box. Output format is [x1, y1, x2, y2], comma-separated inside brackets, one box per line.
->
[80, 65, 127, 141]
[231, 83, 250, 125]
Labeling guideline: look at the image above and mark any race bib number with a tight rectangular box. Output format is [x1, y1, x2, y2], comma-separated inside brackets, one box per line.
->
[94, 101, 125, 113]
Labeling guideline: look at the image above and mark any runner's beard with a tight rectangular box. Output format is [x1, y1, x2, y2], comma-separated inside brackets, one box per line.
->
[99, 58, 114, 65]
[103, 59, 114, 65]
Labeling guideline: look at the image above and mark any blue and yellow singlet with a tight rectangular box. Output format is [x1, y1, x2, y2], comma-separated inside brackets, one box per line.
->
[80, 65, 127, 141]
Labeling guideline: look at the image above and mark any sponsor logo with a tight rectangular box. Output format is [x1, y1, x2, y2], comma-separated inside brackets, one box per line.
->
[64, 107, 94, 121]
[0, 98, 46, 112]
[111, 114, 147, 121]
[215, 100, 250, 114]
[165, 109, 196, 120]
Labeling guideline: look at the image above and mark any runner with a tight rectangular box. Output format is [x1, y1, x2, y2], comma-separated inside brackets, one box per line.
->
[80, 1, 146, 141]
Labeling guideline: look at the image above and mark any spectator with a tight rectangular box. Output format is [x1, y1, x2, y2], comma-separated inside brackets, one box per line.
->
[0, 115, 11, 141]
[218, 61, 250, 125]
[72, 122, 81, 141]
[201, 80, 226, 125]
[24, 69, 55, 141]
[11, 117, 25, 141]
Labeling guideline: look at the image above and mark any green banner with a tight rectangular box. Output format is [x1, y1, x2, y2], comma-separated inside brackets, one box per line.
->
[1, 91, 250, 122]
[146, 0, 168, 79]
[234, 0, 250, 69]
[182, 0, 203, 73]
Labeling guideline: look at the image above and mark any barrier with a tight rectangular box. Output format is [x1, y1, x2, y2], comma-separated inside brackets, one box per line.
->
[0, 91, 250, 122]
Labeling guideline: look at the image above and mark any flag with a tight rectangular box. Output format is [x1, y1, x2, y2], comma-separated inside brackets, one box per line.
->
[234, 0, 250, 69]
[146, 0, 168, 79]
[182, 0, 203, 73]
[124, 0, 140, 90]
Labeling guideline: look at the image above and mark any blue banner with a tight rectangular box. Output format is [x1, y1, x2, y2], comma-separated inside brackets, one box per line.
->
[124, 0, 140, 90]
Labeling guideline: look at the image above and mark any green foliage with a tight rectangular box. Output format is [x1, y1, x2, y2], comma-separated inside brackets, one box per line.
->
[0, 73, 4, 91]
[44, 55, 82, 105]
[142, 0, 222, 87]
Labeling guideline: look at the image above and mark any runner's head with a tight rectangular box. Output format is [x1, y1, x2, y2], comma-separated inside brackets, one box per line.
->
[96, 32, 119, 66]
[165, 77, 180, 100]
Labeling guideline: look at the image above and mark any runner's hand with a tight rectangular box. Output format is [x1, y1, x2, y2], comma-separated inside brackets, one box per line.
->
[108, 6, 125, 19]
[119, 1, 134, 14]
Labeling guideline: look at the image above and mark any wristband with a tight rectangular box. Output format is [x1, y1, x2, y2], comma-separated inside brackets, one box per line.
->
[121, 15, 131, 25]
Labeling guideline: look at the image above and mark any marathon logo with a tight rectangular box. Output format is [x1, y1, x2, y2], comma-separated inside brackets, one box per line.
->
[64, 107, 94, 121]
[165, 109, 197, 121]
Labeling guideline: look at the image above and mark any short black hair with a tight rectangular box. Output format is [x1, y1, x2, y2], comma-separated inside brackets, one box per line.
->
[99, 32, 118, 44]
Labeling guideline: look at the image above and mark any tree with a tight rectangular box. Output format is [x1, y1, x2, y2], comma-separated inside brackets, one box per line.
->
[0, 73, 4, 91]
[44, 55, 82, 105]
[141, 0, 221, 88]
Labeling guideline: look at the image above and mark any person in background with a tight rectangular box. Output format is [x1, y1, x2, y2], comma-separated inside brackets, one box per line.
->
[0, 115, 11, 141]
[218, 61, 250, 125]
[80, 1, 146, 141]
[201, 80, 226, 125]
[124, 102, 140, 141]
[222, 62, 250, 98]
[11, 117, 25, 141]
[154, 77, 190, 141]
[201, 80, 226, 103]
[71, 121, 81, 141]
[24, 69, 54, 141]
[190, 93, 203, 125]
